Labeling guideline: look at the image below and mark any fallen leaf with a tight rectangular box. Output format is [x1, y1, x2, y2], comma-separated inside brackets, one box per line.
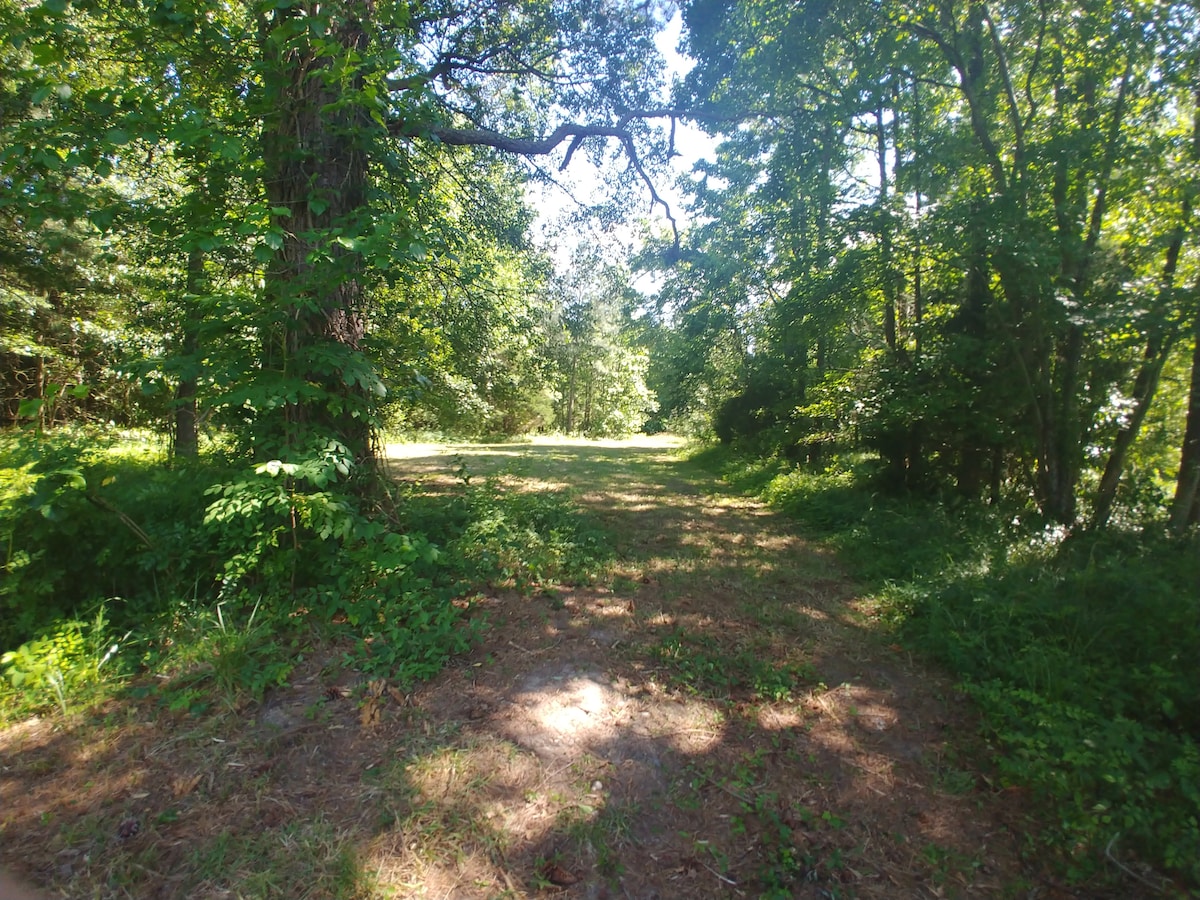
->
[360, 698, 380, 728]
[171, 774, 202, 798]
[539, 863, 578, 887]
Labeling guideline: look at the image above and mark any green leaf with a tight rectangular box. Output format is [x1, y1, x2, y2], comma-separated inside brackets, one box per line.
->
[308, 197, 329, 216]
[31, 86, 54, 104]
[54, 468, 86, 490]
[105, 128, 132, 147]
[17, 398, 44, 419]
[42, 0, 68, 14]
[89, 207, 117, 232]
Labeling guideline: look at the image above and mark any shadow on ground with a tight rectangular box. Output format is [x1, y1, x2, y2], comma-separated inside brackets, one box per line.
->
[0, 438, 1143, 898]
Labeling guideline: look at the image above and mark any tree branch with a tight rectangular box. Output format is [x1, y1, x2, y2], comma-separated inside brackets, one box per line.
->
[394, 120, 681, 247]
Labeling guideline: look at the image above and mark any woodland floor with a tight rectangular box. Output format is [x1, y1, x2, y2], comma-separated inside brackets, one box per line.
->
[0, 436, 1145, 898]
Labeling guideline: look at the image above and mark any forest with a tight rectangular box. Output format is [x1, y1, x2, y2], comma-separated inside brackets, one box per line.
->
[2, 0, 1199, 896]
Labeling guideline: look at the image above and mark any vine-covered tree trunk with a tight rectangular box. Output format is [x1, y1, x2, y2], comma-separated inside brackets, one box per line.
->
[257, 0, 376, 467]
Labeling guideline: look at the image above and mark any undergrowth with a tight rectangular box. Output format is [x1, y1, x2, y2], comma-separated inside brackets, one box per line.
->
[693, 445, 1200, 891]
[651, 628, 815, 702]
[1, 430, 611, 719]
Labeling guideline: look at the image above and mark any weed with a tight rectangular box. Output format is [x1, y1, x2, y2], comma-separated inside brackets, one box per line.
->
[651, 629, 815, 701]
[186, 821, 371, 899]
[1, 604, 126, 715]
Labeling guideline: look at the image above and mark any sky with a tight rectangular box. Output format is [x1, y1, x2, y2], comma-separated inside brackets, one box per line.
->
[527, 12, 719, 274]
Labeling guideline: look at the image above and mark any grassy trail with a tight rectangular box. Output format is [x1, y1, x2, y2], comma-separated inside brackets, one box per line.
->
[379, 436, 1038, 898]
[0, 436, 1111, 898]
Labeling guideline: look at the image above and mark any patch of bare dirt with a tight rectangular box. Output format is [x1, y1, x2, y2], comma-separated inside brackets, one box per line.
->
[0, 438, 1150, 898]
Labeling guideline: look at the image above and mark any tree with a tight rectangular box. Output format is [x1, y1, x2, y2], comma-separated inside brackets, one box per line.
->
[2, 0, 686, 483]
[667, 0, 1200, 526]
[374, 148, 558, 437]
[550, 250, 654, 437]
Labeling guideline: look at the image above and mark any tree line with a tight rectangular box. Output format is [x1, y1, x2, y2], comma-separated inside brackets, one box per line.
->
[648, 0, 1199, 533]
[1, 0, 663, 460]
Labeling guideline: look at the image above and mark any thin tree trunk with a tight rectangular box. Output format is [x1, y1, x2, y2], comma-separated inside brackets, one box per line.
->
[1090, 218, 1190, 530]
[876, 103, 897, 352]
[583, 368, 593, 433]
[566, 355, 577, 433]
[1048, 55, 1135, 526]
[174, 246, 202, 458]
[910, 75, 924, 356]
[1171, 306, 1200, 531]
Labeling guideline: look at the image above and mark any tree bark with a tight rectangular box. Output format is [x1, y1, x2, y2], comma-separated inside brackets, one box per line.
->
[1171, 306, 1200, 531]
[258, 1, 375, 465]
[1089, 218, 1189, 530]
[173, 246, 202, 458]
[566, 355, 577, 433]
[876, 103, 897, 352]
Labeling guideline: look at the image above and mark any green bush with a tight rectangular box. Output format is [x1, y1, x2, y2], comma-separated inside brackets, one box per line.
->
[3, 429, 613, 720]
[1, 429, 223, 648]
[1, 606, 124, 716]
[455, 479, 607, 590]
[969, 684, 1200, 884]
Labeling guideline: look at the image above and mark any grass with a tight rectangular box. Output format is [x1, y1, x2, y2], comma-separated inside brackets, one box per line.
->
[694, 444, 1200, 890]
[5, 433, 1161, 898]
[650, 628, 816, 701]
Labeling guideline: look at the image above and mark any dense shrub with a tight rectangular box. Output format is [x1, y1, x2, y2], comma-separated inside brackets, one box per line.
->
[0, 429, 223, 648]
[3, 431, 611, 715]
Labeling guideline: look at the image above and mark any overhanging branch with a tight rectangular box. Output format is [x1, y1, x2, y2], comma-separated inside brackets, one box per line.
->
[395, 119, 681, 247]
[389, 100, 823, 252]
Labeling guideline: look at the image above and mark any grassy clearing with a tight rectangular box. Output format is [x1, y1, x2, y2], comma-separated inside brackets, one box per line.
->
[695, 445, 1200, 891]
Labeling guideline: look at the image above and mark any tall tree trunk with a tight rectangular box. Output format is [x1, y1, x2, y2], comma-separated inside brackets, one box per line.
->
[1171, 306, 1200, 531]
[1090, 227, 1189, 530]
[876, 102, 897, 352]
[956, 206, 992, 498]
[258, 1, 377, 468]
[1099, 63, 1197, 529]
[566, 355, 577, 433]
[910, 77, 924, 356]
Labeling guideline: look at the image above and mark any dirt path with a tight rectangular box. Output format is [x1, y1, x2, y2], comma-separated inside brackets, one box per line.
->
[1, 437, 1051, 899]
[377, 437, 1033, 899]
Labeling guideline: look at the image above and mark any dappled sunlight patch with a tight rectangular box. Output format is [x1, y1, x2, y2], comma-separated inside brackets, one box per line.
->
[367, 830, 513, 899]
[0, 714, 53, 751]
[502, 669, 632, 759]
[526, 434, 687, 451]
[505, 477, 571, 493]
[599, 492, 662, 512]
[362, 737, 547, 896]
[753, 704, 805, 731]
[381, 441, 451, 460]
[793, 604, 831, 621]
